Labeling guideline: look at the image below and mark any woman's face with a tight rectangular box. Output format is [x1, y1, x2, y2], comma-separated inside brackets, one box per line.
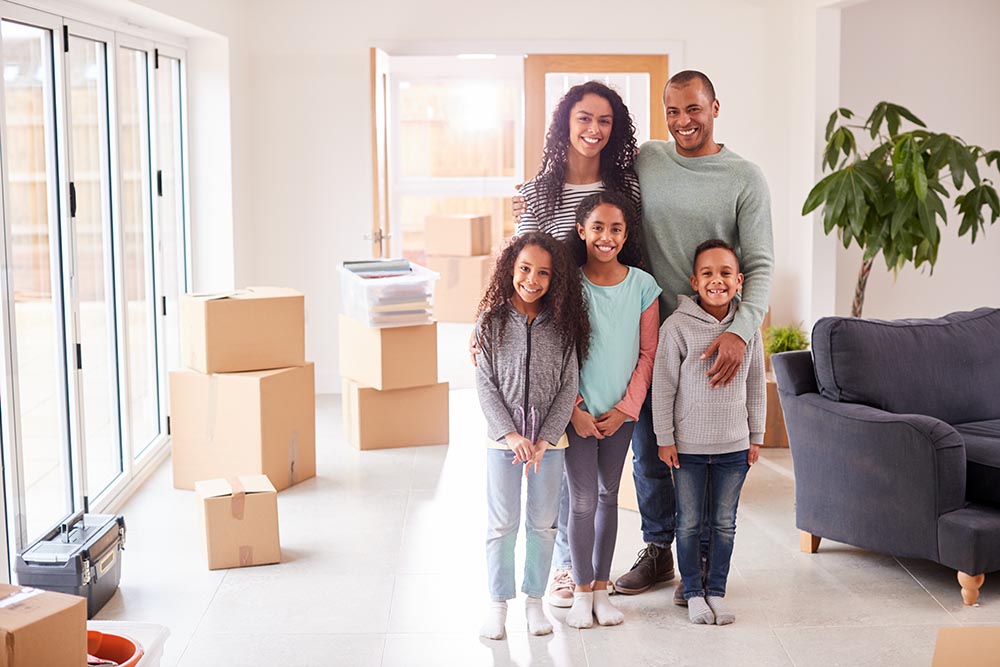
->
[567, 93, 613, 162]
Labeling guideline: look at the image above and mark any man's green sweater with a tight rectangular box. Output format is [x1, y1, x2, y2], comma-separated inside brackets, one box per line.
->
[635, 140, 774, 343]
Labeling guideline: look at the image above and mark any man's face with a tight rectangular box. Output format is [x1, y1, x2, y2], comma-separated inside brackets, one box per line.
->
[664, 81, 720, 158]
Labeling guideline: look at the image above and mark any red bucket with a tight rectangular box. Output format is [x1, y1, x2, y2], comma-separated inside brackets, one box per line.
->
[87, 630, 145, 667]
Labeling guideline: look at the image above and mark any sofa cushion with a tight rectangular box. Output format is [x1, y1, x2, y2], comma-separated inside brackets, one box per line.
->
[811, 308, 1000, 425]
[955, 420, 1000, 507]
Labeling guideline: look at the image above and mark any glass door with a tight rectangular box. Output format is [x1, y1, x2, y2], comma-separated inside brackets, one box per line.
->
[0, 9, 73, 546]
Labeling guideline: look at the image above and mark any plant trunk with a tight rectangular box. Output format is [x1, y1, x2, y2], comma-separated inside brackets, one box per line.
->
[852, 257, 874, 318]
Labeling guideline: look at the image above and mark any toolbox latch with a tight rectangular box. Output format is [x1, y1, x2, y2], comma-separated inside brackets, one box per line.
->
[81, 557, 92, 585]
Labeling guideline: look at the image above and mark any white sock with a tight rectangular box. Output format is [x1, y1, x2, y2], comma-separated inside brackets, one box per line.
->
[688, 596, 715, 625]
[479, 601, 507, 640]
[525, 596, 552, 635]
[706, 596, 735, 625]
[592, 589, 624, 626]
[566, 591, 594, 629]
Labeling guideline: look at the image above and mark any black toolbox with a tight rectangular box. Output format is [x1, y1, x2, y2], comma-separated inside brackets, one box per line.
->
[15, 512, 126, 619]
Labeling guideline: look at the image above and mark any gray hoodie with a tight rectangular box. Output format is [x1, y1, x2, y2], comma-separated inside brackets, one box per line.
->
[652, 294, 765, 454]
[475, 305, 579, 446]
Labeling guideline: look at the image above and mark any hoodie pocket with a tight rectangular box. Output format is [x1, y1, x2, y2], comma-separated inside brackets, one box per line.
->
[676, 400, 749, 442]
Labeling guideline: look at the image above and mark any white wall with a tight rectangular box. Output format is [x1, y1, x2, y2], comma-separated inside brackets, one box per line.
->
[837, 0, 1000, 319]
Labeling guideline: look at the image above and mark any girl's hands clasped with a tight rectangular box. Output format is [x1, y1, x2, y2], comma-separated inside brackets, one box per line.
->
[570, 405, 604, 439]
[505, 433, 535, 465]
[525, 440, 550, 476]
[595, 408, 628, 437]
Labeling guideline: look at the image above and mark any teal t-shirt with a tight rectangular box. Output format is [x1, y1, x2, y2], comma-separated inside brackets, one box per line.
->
[579, 266, 662, 418]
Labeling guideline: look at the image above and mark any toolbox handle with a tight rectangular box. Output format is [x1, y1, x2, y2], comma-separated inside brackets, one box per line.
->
[59, 510, 85, 543]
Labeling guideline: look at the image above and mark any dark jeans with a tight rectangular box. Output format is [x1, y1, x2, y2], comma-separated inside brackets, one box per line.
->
[631, 393, 676, 545]
[674, 449, 750, 599]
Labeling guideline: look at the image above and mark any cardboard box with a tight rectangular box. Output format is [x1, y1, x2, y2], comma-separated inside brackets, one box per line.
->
[0, 584, 86, 667]
[342, 378, 449, 450]
[425, 254, 492, 323]
[170, 363, 316, 491]
[195, 475, 281, 570]
[181, 287, 305, 373]
[763, 371, 789, 447]
[424, 214, 491, 256]
[338, 315, 437, 390]
[933, 626, 1000, 666]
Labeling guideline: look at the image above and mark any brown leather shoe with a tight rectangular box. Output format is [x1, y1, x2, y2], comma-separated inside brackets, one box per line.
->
[613, 544, 675, 595]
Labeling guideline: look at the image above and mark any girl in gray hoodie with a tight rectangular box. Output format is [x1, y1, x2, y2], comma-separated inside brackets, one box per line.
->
[475, 232, 589, 641]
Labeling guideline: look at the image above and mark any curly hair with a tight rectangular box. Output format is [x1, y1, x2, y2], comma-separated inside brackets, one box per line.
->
[476, 232, 590, 362]
[565, 191, 646, 270]
[534, 81, 639, 223]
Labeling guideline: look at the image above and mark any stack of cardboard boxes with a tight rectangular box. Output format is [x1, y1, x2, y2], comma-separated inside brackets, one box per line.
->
[423, 214, 494, 323]
[339, 273, 449, 450]
[169, 287, 316, 569]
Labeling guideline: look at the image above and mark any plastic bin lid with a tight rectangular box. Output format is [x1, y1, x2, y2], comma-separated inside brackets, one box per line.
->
[21, 541, 78, 565]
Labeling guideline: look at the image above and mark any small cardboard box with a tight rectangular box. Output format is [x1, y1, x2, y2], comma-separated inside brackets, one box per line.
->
[170, 363, 316, 491]
[425, 255, 492, 323]
[181, 287, 305, 373]
[0, 584, 87, 667]
[338, 315, 437, 390]
[195, 475, 281, 570]
[933, 626, 1000, 666]
[342, 378, 449, 450]
[424, 214, 491, 256]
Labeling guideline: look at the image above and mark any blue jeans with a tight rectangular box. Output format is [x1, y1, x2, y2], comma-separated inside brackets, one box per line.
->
[631, 393, 676, 545]
[485, 448, 565, 601]
[552, 470, 572, 570]
[674, 450, 750, 599]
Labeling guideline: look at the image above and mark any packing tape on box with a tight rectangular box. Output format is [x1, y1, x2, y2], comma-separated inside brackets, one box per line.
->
[288, 431, 299, 487]
[227, 476, 246, 520]
[238, 545, 254, 566]
[0, 587, 43, 608]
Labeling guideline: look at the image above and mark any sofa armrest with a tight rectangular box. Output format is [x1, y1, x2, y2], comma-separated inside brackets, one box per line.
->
[772, 350, 817, 396]
[781, 391, 966, 562]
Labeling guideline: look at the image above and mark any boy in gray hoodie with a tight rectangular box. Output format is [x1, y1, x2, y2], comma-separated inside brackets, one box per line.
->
[651, 239, 765, 626]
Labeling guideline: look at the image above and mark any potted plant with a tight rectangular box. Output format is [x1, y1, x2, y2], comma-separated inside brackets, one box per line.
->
[802, 102, 1000, 317]
[762, 323, 808, 448]
[764, 323, 809, 357]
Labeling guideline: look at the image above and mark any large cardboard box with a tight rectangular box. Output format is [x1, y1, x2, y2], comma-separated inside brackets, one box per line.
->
[342, 378, 449, 450]
[0, 584, 86, 667]
[933, 627, 1000, 666]
[425, 254, 492, 323]
[181, 287, 305, 373]
[170, 363, 316, 491]
[195, 475, 281, 570]
[338, 315, 437, 390]
[425, 214, 491, 256]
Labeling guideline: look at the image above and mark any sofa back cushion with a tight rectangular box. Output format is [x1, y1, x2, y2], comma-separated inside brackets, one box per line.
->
[811, 308, 1000, 425]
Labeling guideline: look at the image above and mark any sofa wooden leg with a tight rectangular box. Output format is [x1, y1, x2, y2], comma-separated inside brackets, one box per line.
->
[958, 571, 985, 605]
[799, 531, 821, 553]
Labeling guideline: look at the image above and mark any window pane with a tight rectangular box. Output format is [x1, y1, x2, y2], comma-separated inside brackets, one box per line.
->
[543, 73, 651, 145]
[399, 196, 511, 263]
[398, 80, 517, 178]
[69, 35, 122, 497]
[117, 47, 159, 455]
[2, 19, 72, 540]
[156, 55, 184, 373]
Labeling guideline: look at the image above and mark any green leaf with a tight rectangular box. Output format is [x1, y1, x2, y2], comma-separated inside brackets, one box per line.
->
[890, 195, 916, 238]
[911, 141, 928, 201]
[825, 110, 839, 142]
[802, 171, 838, 215]
[886, 106, 901, 137]
[866, 102, 888, 139]
[839, 107, 855, 119]
[893, 137, 913, 198]
[986, 150, 1000, 168]
[887, 103, 926, 129]
[947, 142, 966, 189]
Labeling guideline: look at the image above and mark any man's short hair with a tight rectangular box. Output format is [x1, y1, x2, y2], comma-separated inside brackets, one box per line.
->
[665, 70, 716, 102]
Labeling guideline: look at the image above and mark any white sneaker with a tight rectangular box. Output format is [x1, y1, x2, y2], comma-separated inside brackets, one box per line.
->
[546, 568, 575, 608]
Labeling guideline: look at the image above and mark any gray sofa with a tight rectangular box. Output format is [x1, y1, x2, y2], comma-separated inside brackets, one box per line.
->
[772, 308, 1000, 604]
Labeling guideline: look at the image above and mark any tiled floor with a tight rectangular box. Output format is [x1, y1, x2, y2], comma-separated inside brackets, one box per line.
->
[97, 327, 998, 666]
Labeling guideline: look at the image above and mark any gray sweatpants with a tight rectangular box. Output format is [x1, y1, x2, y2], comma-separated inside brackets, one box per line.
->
[564, 421, 635, 585]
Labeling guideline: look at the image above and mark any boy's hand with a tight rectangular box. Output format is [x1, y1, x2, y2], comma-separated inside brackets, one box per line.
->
[468, 330, 480, 367]
[525, 440, 550, 475]
[595, 408, 627, 437]
[748, 443, 761, 466]
[512, 192, 525, 223]
[702, 332, 746, 388]
[571, 406, 604, 439]
[505, 433, 534, 464]
[658, 444, 680, 468]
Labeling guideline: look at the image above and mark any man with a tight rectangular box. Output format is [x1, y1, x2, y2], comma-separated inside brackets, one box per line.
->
[613, 70, 773, 601]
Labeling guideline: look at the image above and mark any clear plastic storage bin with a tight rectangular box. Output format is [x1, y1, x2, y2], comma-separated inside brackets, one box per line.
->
[338, 260, 439, 328]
